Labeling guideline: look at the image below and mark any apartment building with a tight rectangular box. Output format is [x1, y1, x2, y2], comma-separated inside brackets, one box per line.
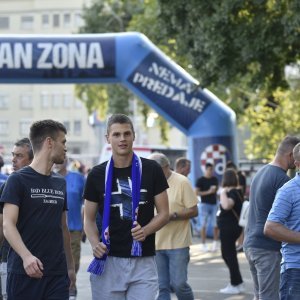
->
[0, 0, 103, 168]
[0, 0, 187, 168]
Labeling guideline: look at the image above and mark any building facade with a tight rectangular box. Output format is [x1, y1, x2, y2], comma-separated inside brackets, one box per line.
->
[0, 0, 187, 170]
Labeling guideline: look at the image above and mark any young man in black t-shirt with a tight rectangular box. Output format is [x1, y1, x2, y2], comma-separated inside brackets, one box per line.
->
[195, 162, 219, 252]
[0, 120, 75, 300]
[84, 114, 169, 300]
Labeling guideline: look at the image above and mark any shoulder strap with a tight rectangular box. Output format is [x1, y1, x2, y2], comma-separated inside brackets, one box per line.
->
[231, 208, 239, 221]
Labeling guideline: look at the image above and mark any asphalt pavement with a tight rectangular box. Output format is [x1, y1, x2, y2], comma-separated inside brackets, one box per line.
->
[76, 237, 255, 300]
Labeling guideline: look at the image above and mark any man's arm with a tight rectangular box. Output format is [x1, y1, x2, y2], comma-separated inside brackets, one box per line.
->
[131, 190, 169, 241]
[195, 186, 216, 197]
[3, 203, 43, 278]
[264, 220, 300, 243]
[61, 211, 76, 288]
[84, 200, 107, 258]
[169, 205, 198, 221]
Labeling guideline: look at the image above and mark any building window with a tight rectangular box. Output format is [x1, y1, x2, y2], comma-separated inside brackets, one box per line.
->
[74, 12, 84, 27]
[52, 93, 61, 108]
[20, 94, 33, 109]
[53, 14, 60, 27]
[19, 120, 32, 136]
[0, 16, 9, 29]
[63, 13, 71, 28]
[74, 99, 83, 109]
[40, 92, 50, 108]
[63, 93, 72, 108]
[21, 16, 34, 30]
[0, 94, 9, 109]
[74, 120, 82, 135]
[0, 121, 9, 136]
[42, 14, 50, 28]
[63, 121, 70, 133]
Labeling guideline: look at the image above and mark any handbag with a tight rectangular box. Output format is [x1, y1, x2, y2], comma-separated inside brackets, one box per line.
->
[238, 200, 249, 227]
[231, 189, 249, 227]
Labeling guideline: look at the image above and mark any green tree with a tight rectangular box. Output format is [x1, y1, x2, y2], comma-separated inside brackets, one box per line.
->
[157, 0, 300, 158]
[242, 87, 300, 160]
[78, 0, 170, 142]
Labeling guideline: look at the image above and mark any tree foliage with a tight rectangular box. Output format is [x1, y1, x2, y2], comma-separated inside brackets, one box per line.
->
[242, 87, 300, 160]
[77, 0, 169, 142]
[158, 0, 300, 90]
[157, 0, 300, 159]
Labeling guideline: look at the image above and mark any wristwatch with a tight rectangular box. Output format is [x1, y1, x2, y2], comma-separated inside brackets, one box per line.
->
[172, 212, 178, 220]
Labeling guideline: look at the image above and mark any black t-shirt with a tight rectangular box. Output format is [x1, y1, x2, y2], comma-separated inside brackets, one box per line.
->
[0, 166, 68, 275]
[196, 176, 219, 204]
[84, 157, 168, 257]
[217, 188, 243, 228]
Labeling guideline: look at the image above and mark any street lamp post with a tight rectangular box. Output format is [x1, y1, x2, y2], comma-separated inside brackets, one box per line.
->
[102, 3, 124, 32]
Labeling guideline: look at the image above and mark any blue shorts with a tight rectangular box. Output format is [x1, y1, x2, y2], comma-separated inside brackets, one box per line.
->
[200, 203, 218, 228]
[7, 273, 69, 300]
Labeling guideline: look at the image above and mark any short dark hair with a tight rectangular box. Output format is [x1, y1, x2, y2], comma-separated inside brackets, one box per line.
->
[222, 169, 238, 187]
[175, 157, 190, 170]
[29, 119, 66, 152]
[277, 136, 300, 156]
[15, 137, 33, 160]
[106, 114, 134, 135]
[205, 162, 213, 169]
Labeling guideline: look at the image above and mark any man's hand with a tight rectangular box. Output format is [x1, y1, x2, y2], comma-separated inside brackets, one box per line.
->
[131, 221, 147, 242]
[23, 254, 43, 278]
[92, 242, 107, 258]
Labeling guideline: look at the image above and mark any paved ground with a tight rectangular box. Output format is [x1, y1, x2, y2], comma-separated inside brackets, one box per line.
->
[76, 237, 255, 300]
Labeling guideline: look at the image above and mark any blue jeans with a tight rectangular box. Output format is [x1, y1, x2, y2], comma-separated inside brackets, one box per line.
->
[245, 247, 281, 300]
[200, 203, 218, 228]
[155, 247, 194, 300]
[280, 268, 300, 300]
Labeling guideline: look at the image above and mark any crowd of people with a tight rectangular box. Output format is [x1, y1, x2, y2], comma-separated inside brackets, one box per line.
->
[0, 114, 298, 300]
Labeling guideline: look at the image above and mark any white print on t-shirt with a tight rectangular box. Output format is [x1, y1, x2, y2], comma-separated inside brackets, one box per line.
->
[110, 177, 147, 220]
[30, 188, 64, 205]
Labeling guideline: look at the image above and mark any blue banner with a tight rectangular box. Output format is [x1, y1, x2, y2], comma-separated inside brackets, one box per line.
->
[0, 37, 115, 81]
[127, 52, 212, 130]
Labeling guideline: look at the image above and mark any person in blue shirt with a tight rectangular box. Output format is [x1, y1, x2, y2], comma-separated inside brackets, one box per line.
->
[265, 142, 300, 300]
[54, 157, 85, 299]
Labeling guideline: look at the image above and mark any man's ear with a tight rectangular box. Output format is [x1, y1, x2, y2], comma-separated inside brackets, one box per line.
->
[45, 136, 53, 148]
[105, 134, 110, 144]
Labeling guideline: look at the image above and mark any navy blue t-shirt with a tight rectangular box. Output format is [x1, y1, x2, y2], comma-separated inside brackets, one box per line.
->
[0, 166, 68, 275]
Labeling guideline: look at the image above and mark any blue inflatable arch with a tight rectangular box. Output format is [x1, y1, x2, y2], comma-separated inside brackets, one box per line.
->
[0, 32, 237, 185]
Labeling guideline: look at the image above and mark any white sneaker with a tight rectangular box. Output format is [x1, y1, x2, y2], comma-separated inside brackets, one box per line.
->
[219, 284, 241, 294]
[237, 282, 245, 293]
[200, 243, 208, 252]
[211, 240, 218, 252]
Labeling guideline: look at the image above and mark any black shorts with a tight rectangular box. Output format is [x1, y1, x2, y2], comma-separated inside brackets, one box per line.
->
[7, 273, 69, 300]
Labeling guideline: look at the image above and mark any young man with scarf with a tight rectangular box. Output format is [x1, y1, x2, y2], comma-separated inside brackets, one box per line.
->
[84, 114, 169, 300]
